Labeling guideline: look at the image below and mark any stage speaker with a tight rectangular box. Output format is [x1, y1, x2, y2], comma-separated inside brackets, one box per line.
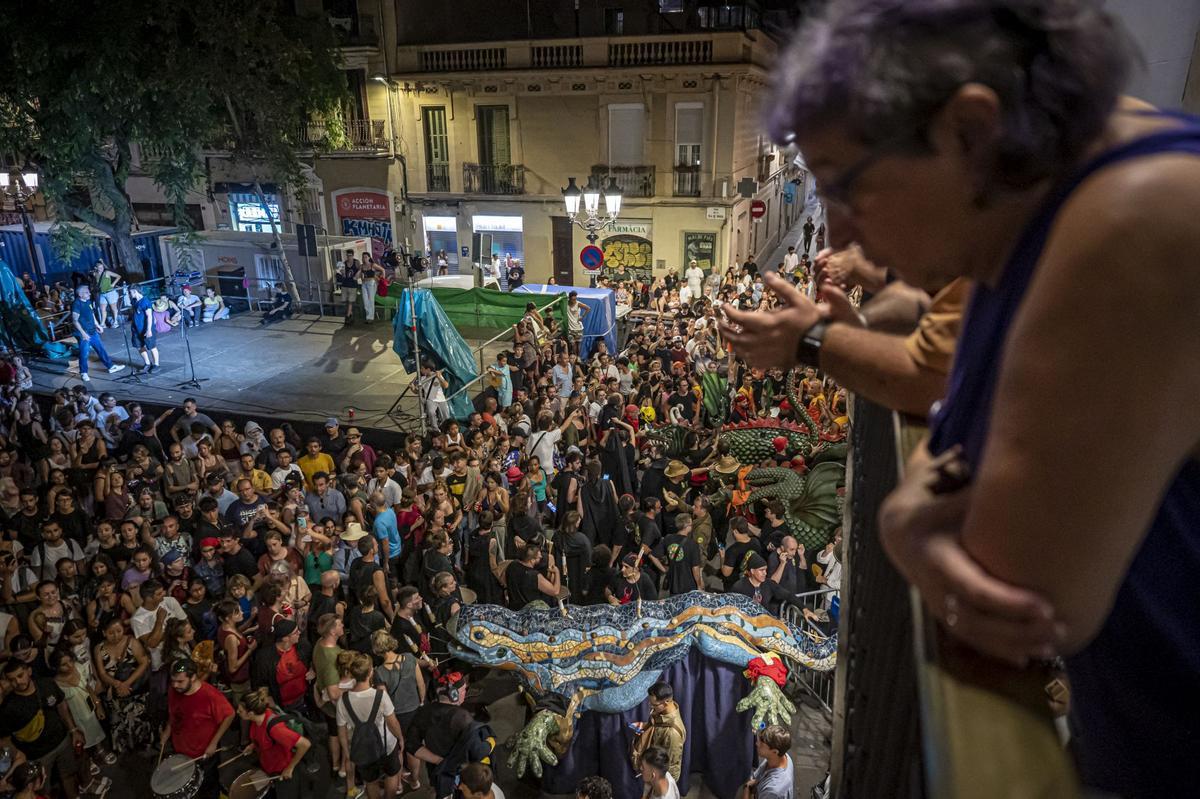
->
[472, 232, 493, 265]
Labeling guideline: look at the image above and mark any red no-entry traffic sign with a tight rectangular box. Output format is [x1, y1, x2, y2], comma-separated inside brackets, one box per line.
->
[750, 200, 767, 219]
[580, 245, 605, 271]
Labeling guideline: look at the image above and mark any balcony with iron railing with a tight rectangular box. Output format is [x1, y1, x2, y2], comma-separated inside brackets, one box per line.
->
[394, 30, 774, 76]
[673, 164, 702, 197]
[589, 165, 655, 198]
[463, 163, 525, 195]
[831, 401, 1080, 798]
[426, 163, 450, 192]
[294, 118, 387, 152]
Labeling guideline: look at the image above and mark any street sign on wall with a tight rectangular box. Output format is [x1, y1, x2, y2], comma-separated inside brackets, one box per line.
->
[750, 200, 767, 219]
[579, 245, 605, 272]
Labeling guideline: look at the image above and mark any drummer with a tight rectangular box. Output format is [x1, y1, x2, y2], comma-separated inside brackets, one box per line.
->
[164, 658, 235, 799]
[235, 688, 312, 799]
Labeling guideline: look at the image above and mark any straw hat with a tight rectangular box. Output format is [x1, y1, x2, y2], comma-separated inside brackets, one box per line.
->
[712, 455, 741, 475]
[341, 521, 368, 542]
[664, 460, 690, 480]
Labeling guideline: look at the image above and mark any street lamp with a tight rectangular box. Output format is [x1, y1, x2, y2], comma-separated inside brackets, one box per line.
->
[562, 174, 623, 244]
[0, 170, 42, 283]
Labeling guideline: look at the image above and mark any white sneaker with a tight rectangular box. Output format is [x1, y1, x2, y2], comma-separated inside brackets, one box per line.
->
[80, 373, 91, 382]
[107, 364, 126, 374]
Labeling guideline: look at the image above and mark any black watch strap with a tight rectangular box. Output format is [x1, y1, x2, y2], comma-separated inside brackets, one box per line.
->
[795, 319, 829, 369]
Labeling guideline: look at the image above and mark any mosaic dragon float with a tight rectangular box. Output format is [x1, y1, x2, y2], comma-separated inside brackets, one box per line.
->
[448, 591, 836, 778]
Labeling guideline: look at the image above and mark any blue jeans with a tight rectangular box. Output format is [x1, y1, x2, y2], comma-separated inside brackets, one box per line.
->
[77, 331, 113, 374]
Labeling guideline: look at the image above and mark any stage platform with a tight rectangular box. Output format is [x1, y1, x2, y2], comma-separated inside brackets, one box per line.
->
[27, 313, 507, 435]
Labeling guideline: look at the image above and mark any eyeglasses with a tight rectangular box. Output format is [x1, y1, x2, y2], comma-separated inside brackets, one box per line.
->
[814, 146, 894, 217]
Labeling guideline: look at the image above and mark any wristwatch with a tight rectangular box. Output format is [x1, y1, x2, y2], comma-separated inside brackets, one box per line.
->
[795, 319, 829, 369]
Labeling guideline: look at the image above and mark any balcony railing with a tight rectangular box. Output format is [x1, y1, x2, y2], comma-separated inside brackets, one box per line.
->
[394, 31, 775, 75]
[328, 13, 378, 47]
[294, 118, 387, 152]
[531, 44, 583, 68]
[463, 163, 525, 195]
[830, 402, 1080, 798]
[420, 47, 507, 73]
[590, 165, 655, 198]
[426, 163, 450, 192]
[609, 37, 713, 66]
[673, 164, 702, 197]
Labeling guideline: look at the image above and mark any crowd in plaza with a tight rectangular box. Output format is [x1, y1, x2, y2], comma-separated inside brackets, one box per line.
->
[0, 224, 848, 799]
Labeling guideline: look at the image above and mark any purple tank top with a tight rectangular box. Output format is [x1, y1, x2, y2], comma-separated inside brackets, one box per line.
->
[929, 112, 1200, 798]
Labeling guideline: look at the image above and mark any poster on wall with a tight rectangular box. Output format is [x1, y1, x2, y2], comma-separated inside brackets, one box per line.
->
[600, 220, 653, 284]
[682, 231, 717, 273]
[332, 188, 393, 259]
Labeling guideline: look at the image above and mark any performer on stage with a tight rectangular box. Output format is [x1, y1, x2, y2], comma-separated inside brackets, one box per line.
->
[163, 658, 235, 799]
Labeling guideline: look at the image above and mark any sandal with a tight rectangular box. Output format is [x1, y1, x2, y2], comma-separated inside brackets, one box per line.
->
[100, 749, 119, 766]
[402, 774, 421, 792]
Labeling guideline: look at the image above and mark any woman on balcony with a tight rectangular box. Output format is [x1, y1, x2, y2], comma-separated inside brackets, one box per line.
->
[720, 1, 1200, 795]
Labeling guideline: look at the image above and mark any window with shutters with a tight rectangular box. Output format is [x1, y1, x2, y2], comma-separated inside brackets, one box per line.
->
[674, 103, 704, 196]
[608, 104, 645, 166]
[422, 107, 449, 192]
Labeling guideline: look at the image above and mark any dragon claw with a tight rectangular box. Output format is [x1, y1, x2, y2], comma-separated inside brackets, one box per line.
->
[736, 675, 798, 731]
[507, 710, 561, 779]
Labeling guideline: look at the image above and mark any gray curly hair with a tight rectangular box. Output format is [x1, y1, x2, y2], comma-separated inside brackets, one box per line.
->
[768, 0, 1137, 190]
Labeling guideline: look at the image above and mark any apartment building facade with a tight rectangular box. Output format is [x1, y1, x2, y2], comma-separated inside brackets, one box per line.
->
[122, 0, 806, 285]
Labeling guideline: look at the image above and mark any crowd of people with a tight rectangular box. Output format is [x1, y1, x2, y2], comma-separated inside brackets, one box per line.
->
[0, 229, 848, 799]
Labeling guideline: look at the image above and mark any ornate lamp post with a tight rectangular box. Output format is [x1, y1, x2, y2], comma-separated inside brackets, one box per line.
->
[0, 170, 42, 282]
[562, 175, 623, 243]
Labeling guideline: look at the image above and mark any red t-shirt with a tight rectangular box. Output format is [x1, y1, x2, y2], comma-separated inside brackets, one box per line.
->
[275, 646, 308, 708]
[168, 682, 234, 757]
[250, 709, 302, 775]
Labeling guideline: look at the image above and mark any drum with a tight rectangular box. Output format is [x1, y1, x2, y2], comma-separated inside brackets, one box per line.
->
[228, 769, 274, 799]
[151, 755, 202, 799]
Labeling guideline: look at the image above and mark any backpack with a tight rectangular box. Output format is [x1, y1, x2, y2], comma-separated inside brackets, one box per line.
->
[432, 720, 497, 799]
[265, 711, 323, 775]
[341, 690, 386, 767]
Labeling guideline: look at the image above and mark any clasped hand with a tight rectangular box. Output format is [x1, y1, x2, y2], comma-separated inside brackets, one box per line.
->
[879, 445, 1064, 667]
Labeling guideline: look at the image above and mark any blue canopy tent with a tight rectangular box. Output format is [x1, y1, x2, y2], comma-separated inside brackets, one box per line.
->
[392, 288, 478, 421]
[514, 283, 616, 359]
[0, 260, 70, 359]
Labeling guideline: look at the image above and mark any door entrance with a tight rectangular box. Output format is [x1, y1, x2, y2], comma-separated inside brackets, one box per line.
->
[552, 216, 574, 286]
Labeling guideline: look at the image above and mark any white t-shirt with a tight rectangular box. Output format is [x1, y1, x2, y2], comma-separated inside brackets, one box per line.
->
[336, 687, 398, 754]
[419, 373, 446, 404]
[649, 773, 681, 799]
[782, 252, 800, 273]
[529, 428, 562, 475]
[30, 539, 85, 581]
[816, 549, 842, 591]
[685, 266, 704, 295]
[130, 597, 187, 669]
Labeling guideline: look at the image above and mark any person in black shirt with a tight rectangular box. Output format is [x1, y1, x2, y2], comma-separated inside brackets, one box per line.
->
[630, 499, 666, 577]
[11, 489, 44, 549]
[730, 552, 798, 616]
[759, 502, 789, 552]
[391, 586, 438, 662]
[405, 670, 475, 789]
[606, 553, 659, 605]
[766, 535, 811, 596]
[220, 532, 259, 583]
[344, 583, 387, 655]
[259, 282, 293, 326]
[721, 518, 765, 591]
[503, 545, 561, 610]
[660, 514, 703, 596]
[0, 660, 81, 797]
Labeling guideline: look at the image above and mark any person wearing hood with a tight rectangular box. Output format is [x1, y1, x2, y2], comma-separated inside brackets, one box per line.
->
[240, 421, 269, 458]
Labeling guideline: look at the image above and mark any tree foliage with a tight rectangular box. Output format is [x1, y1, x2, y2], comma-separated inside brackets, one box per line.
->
[0, 0, 346, 277]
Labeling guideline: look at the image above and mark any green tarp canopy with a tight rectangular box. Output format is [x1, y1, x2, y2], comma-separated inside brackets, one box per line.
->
[378, 284, 568, 337]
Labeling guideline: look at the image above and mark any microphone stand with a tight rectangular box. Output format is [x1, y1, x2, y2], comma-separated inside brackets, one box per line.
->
[173, 310, 206, 390]
[115, 309, 143, 385]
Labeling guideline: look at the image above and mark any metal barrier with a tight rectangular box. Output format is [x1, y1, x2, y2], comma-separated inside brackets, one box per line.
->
[443, 296, 565, 404]
[784, 588, 840, 714]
